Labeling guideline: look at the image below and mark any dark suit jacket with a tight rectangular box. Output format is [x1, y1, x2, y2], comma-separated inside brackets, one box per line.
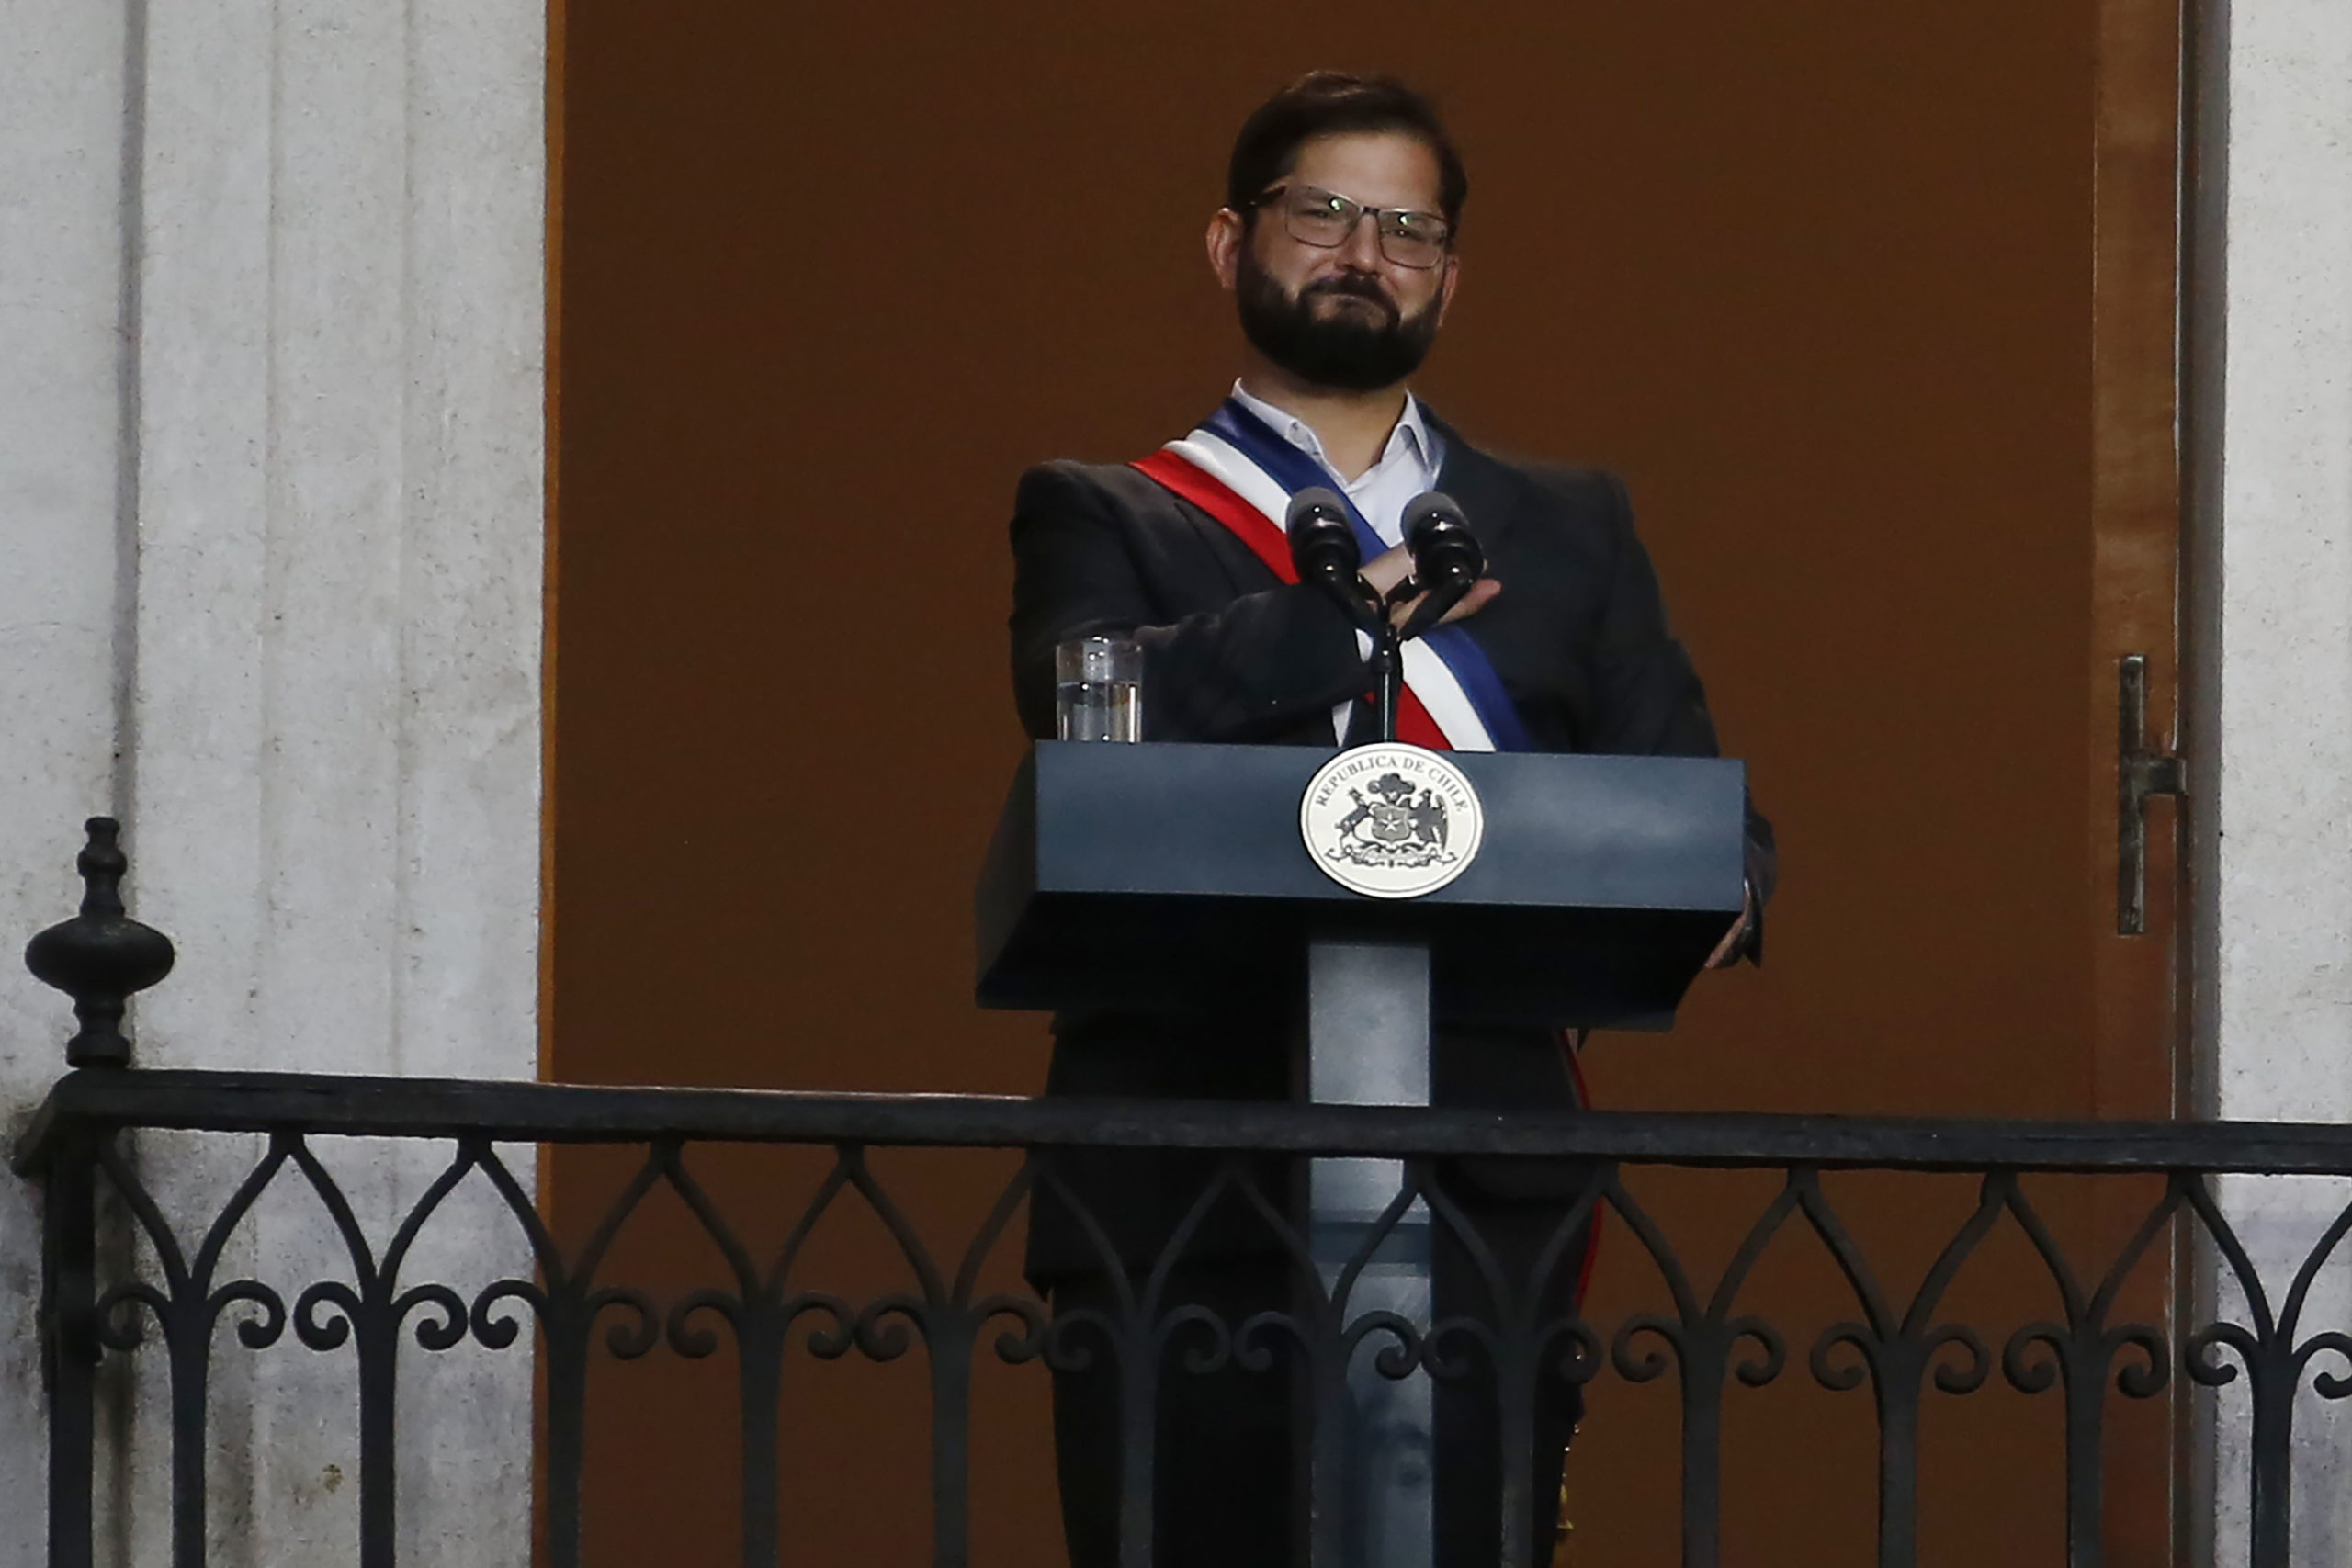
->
[1007, 412, 1775, 1280]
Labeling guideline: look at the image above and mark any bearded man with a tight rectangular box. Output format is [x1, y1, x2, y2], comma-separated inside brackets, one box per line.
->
[1007, 72, 1774, 1567]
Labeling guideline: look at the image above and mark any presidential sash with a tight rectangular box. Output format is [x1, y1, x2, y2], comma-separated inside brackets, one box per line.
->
[1132, 399, 1532, 753]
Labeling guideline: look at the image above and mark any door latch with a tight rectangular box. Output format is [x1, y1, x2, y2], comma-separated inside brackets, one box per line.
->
[2117, 653, 2184, 935]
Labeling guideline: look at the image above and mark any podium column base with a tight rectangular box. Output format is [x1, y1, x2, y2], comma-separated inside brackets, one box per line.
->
[1306, 938, 1433, 1568]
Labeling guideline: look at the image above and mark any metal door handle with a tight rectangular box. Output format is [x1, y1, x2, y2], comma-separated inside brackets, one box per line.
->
[2117, 653, 2184, 935]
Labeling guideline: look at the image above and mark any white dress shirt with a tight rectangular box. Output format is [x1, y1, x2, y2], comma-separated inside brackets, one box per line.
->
[1227, 381, 1446, 547]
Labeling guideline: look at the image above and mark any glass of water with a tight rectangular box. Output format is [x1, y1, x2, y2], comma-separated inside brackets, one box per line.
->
[1056, 636, 1143, 741]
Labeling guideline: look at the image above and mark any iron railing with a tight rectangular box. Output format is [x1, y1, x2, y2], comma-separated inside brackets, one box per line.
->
[24, 1067, 2352, 1567]
[14, 820, 2352, 1567]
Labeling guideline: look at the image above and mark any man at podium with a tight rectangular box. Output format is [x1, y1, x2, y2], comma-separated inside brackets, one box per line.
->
[1008, 71, 1774, 1568]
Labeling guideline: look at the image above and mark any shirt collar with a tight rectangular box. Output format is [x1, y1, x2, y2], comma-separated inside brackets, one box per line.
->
[1227, 380, 1437, 480]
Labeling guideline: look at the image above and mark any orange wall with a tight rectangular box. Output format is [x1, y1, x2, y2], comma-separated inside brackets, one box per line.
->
[552, 6, 2122, 1562]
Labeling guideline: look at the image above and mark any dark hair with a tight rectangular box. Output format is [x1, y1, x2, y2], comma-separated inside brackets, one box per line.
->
[1226, 72, 1468, 233]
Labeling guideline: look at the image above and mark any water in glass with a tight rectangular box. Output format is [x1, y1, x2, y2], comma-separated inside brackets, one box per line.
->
[1057, 677, 1141, 741]
[1055, 636, 1143, 741]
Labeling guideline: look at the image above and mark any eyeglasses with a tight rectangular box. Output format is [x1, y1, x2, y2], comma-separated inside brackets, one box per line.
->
[1246, 185, 1453, 270]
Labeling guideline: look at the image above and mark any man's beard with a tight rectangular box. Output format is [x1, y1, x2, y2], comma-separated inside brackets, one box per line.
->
[1235, 249, 1441, 392]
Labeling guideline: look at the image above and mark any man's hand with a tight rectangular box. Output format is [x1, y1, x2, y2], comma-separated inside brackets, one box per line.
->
[1705, 883, 1757, 969]
[1360, 542, 1501, 632]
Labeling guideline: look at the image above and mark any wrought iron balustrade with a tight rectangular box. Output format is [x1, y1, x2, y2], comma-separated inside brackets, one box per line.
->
[18, 1066, 2352, 1568]
[14, 819, 2352, 1567]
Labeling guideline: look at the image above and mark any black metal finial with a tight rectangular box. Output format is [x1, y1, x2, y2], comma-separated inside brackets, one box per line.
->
[24, 818, 176, 1069]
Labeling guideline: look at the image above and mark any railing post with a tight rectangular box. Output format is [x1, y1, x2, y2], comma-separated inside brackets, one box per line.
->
[2245, 1356, 2294, 1568]
[40, 1125, 100, 1568]
[24, 818, 175, 1070]
[1874, 1364, 1921, 1568]
[542, 1307, 592, 1568]
[27, 818, 175, 1566]
[1678, 1342, 1727, 1568]
[926, 1318, 975, 1568]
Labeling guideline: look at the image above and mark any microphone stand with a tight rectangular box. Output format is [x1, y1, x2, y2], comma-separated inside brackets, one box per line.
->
[1305, 566, 1472, 743]
[1298, 562, 1397, 740]
[1374, 617, 1404, 742]
[1374, 578, 1472, 742]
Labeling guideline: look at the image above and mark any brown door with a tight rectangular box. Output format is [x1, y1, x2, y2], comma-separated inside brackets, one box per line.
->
[548, 3, 2183, 1563]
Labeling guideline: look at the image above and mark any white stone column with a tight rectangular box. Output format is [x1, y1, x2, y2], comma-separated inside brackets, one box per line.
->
[2187, 0, 2352, 1561]
[0, 0, 547, 1562]
[0, 0, 137, 1547]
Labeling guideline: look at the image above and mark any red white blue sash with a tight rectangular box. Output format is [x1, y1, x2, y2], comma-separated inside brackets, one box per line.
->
[1132, 399, 1532, 753]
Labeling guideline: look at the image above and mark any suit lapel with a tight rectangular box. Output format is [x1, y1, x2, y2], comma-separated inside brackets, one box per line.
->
[1422, 409, 1528, 555]
[1168, 482, 1281, 597]
[1418, 411, 1534, 739]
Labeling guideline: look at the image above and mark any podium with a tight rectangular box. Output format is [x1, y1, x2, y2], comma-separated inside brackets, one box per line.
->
[978, 740, 1745, 1565]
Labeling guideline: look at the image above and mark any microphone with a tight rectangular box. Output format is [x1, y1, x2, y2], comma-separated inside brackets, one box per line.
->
[1396, 492, 1483, 641]
[1286, 487, 1361, 585]
[1287, 486, 1379, 636]
[1402, 491, 1483, 592]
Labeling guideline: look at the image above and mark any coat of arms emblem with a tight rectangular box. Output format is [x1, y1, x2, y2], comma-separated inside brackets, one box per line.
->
[1299, 743, 1486, 898]
[1329, 772, 1453, 869]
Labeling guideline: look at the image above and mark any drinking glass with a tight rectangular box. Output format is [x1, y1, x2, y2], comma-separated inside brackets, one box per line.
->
[1056, 636, 1142, 741]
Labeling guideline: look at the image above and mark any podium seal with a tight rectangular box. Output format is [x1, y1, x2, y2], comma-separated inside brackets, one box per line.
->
[1299, 742, 1486, 899]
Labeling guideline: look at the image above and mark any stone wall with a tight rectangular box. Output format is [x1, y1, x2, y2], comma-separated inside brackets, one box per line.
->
[2188, 0, 2352, 1560]
[0, 1, 547, 1560]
